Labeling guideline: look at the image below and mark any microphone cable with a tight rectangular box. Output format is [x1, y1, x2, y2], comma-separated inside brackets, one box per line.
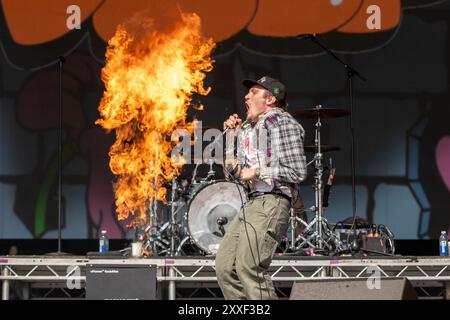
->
[222, 121, 266, 300]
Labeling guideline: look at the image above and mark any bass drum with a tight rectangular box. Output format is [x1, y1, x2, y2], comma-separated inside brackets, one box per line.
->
[187, 180, 247, 255]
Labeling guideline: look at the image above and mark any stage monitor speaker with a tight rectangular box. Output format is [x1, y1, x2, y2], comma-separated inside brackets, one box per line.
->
[86, 264, 157, 300]
[290, 278, 417, 300]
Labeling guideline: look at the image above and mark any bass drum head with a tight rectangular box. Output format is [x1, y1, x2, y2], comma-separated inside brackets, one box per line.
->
[187, 180, 247, 255]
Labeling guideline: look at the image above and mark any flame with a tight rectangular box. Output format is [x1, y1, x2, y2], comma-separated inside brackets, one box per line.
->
[96, 11, 215, 226]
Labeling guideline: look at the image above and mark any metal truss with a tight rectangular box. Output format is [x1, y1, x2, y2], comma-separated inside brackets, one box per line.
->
[1, 256, 450, 299]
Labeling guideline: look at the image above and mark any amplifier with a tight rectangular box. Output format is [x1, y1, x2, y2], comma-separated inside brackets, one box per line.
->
[334, 228, 393, 254]
[86, 264, 157, 300]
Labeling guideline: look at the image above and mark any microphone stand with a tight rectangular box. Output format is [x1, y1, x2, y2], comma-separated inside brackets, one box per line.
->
[300, 34, 367, 253]
[47, 56, 70, 256]
[57, 56, 65, 254]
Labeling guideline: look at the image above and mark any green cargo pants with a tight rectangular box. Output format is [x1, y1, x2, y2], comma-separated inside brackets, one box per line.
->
[215, 194, 290, 300]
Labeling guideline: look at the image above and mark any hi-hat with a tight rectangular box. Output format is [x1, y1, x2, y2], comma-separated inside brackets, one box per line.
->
[304, 145, 340, 153]
[292, 107, 350, 119]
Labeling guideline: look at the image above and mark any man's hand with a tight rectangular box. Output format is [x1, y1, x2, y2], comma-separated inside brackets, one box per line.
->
[223, 114, 242, 130]
[240, 168, 257, 181]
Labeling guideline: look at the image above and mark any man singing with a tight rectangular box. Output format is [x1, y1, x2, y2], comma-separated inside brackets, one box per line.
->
[215, 76, 307, 299]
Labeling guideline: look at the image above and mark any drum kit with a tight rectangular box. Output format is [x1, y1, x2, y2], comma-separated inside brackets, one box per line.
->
[140, 105, 355, 257]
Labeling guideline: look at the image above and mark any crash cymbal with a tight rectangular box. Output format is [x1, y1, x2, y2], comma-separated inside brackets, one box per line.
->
[304, 145, 340, 153]
[292, 107, 350, 119]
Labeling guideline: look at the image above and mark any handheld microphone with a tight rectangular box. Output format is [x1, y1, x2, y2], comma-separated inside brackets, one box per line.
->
[222, 119, 250, 133]
[223, 119, 250, 134]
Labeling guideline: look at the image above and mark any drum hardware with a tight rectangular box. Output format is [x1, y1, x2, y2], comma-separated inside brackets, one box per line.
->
[206, 158, 216, 180]
[191, 163, 201, 184]
[143, 143, 164, 257]
[169, 178, 178, 256]
[135, 176, 187, 257]
[190, 127, 225, 183]
[204, 123, 236, 181]
[288, 207, 310, 252]
[216, 216, 228, 237]
[144, 221, 164, 257]
[289, 105, 347, 255]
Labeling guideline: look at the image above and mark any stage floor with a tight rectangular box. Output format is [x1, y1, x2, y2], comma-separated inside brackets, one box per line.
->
[1, 254, 450, 299]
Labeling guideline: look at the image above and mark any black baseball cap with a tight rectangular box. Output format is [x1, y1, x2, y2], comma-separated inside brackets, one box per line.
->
[242, 76, 287, 108]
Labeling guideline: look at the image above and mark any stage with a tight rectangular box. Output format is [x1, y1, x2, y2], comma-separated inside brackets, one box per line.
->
[1, 255, 450, 300]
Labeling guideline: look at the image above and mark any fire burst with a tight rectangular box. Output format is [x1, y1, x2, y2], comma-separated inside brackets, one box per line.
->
[96, 11, 215, 226]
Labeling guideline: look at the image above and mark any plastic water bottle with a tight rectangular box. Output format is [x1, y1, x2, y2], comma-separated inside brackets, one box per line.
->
[99, 230, 109, 253]
[439, 231, 448, 256]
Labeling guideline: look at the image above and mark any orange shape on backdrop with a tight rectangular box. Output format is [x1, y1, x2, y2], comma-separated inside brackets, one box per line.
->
[178, 0, 256, 42]
[338, 0, 401, 33]
[94, 0, 256, 43]
[1, 0, 101, 45]
[0, 0, 402, 48]
[248, 0, 363, 37]
[93, 0, 152, 42]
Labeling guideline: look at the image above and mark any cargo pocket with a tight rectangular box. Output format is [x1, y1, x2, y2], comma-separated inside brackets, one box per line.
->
[258, 231, 278, 269]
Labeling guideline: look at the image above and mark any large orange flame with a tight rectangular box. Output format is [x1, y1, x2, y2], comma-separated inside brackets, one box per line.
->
[96, 11, 215, 226]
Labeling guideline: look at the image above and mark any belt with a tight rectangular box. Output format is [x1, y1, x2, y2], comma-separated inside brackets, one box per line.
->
[248, 191, 291, 202]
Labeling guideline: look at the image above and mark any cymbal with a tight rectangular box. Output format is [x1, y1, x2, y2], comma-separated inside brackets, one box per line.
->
[292, 107, 350, 119]
[304, 145, 340, 153]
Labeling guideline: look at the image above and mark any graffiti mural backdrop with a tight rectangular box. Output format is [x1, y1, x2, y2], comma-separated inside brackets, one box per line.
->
[0, 0, 448, 239]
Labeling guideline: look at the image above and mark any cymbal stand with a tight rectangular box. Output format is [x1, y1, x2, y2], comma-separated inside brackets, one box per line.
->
[205, 130, 227, 181]
[293, 105, 341, 253]
[147, 146, 167, 256]
[206, 158, 215, 180]
[289, 208, 296, 251]
[311, 108, 326, 249]
[288, 206, 314, 251]
[168, 177, 191, 256]
[169, 178, 177, 256]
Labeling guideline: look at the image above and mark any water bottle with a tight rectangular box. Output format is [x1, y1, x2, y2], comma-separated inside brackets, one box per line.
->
[439, 231, 448, 256]
[99, 230, 109, 253]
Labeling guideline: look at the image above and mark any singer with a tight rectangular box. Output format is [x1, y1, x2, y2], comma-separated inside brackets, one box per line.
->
[215, 76, 307, 299]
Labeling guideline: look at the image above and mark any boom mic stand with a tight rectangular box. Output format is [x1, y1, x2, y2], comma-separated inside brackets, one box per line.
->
[298, 34, 367, 252]
[47, 56, 70, 256]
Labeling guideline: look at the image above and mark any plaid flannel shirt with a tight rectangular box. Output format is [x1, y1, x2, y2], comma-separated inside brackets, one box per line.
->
[225, 107, 307, 198]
